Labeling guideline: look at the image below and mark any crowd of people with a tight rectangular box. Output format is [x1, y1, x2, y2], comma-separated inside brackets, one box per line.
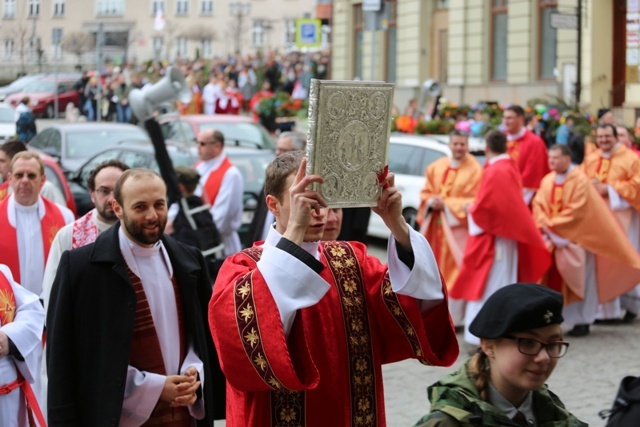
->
[69, 51, 329, 125]
[0, 97, 637, 426]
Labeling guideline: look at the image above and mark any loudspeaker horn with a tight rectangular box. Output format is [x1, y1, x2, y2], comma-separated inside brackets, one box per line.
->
[130, 67, 192, 121]
[422, 79, 441, 97]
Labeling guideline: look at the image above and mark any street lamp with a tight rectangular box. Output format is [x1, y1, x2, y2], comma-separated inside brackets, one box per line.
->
[229, 2, 251, 54]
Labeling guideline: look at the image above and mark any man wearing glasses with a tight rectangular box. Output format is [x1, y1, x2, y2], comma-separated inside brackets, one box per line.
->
[195, 128, 244, 256]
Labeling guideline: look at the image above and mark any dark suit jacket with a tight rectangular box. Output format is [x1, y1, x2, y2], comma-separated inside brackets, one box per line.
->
[246, 187, 269, 247]
[46, 223, 221, 426]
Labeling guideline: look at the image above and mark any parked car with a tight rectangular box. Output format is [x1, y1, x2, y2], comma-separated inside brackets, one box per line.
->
[6, 76, 80, 118]
[0, 103, 16, 142]
[69, 141, 274, 243]
[367, 133, 451, 240]
[158, 114, 276, 150]
[28, 151, 78, 217]
[0, 72, 81, 103]
[28, 123, 150, 173]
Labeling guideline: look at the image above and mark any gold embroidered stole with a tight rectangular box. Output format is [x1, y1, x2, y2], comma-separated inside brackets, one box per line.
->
[439, 166, 458, 198]
[595, 157, 611, 183]
[549, 183, 564, 218]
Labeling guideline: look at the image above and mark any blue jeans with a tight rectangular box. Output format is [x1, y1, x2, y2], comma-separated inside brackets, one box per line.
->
[116, 103, 132, 123]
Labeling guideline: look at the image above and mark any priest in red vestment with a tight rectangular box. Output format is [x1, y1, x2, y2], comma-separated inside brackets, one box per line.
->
[209, 151, 459, 427]
[450, 130, 551, 346]
[504, 105, 550, 204]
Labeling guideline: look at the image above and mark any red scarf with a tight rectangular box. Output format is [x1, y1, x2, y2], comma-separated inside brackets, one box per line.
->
[0, 196, 65, 283]
[201, 157, 233, 206]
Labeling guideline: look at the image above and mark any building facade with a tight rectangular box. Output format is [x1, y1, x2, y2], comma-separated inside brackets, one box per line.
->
[332, 0, 638, 122]
[0, 0, 319, 78]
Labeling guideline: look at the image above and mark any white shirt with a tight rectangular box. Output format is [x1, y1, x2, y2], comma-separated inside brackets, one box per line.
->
[195, 153, 244, 256]
[0, 265, 45, 427]
[257, 226, 445, 335]
[117, 228, 204, 426]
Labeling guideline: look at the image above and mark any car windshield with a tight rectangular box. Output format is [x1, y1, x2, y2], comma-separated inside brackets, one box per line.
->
[0, 108, 14, 122]
[66, 130, 148, 159]
[226, 151, 274, 194]
[23, 80, 56, 93]
[8, 75, 41, 90]
[199, 122, 274, 150]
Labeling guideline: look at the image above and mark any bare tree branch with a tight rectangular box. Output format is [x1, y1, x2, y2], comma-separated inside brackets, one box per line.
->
[61, 31, 95, 68]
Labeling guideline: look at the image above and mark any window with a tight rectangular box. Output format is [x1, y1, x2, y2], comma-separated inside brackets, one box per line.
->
[202, 39, 212, 57]
[152, 0, 164, 15]
[284, 19, 296, 46]
[4, 0, 15, 18]
[539, 0, 557, 79]
[384, 1, 397, 83]
[28, 0, 40, 17]
[200, 0, 212, 15]
[252, 20, 266, 47]
[97, 0, 124, 16]
[176, 37, 187, 57]
[176, 0, 188, 15]
[353, 4, 364, 80]
[4, 39, 13, 58]
[491, 0, 508, 81]
[153, 36, 164, 52]
[53, 0, 65, 16]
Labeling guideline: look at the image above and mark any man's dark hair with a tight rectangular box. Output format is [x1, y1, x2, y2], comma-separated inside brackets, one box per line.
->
[484, 130, 507, 154]
[212, 129, 225, 147]
[524, 112, 537, 126]
[506, 105, 525, 117]
[0, 139, 27, 159]
[450, 129, 470, 139]
[114, 168, 165, 206]
[265, 150, 305, 202]
[549, 144, 572, 157]
[598, 123, 618, 138]
[87, 159, 129, 191]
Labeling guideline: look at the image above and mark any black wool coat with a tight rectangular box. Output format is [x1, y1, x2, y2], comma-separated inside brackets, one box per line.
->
[46, 223, 221, 426]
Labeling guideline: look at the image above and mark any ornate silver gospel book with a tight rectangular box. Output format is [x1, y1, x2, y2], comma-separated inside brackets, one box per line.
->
[306, 79, 395, 208]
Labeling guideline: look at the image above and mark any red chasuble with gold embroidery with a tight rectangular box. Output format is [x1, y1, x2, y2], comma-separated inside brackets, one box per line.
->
[0, 196, 66, 283]
[209, 241, 458, 427]
[450, 158, 551, 301]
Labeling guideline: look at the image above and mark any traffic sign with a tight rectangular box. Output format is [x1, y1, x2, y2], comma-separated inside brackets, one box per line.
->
[363, 0, 382, 12]
[550, 12, 578, 30]
[295, 18, 321, 48]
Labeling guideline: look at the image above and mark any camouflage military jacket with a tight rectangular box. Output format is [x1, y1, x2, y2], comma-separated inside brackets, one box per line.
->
[413, 359, 588, 427]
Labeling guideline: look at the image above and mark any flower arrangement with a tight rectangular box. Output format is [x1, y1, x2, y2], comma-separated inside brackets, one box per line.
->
[256, 92, 308, 122]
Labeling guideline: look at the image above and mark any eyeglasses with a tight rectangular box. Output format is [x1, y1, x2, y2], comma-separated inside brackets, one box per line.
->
[95, 187, 114, 197]
[198, 141, 216, 147]
[503, 335, 569, 358]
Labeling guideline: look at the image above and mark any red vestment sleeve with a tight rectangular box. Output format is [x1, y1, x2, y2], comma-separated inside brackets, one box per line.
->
[518, 132, 550, 190]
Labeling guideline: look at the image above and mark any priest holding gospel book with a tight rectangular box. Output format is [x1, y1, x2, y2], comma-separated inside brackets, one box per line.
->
[208, 151, 459, 426]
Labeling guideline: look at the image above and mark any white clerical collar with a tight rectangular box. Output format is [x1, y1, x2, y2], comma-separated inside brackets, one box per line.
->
[7, 194, 46, 227]
[449, 155, 465, 168]
[263, 223, 321, 260]
[601, 143, 621, 159]
[488, 382, 535, 425]
[554, 164, 574, 184]
[507, 127, 527, 141]
[92, 208, 116, 233]
[488, 153, 510, 165]
[200, 152, 228, 170]
[118, 226, 173, 278]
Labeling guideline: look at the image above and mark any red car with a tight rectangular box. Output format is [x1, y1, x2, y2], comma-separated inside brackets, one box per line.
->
[6, 77, 79, 118]
[158, 114, 275, 150]
[39, 151, 78, 217]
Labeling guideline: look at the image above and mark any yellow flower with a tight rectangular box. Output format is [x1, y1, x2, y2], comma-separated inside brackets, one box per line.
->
[343, 279, 357, 293]
[237, 282, 251, 299]
[268, 377, 282, 389]
[331, 246, 346, 257]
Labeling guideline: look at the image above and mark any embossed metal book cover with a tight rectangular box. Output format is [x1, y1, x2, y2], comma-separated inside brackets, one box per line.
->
[306, 79, 395, 207]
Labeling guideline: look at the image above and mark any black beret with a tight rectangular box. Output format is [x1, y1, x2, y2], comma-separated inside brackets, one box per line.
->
[469, 283, 564, 339]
